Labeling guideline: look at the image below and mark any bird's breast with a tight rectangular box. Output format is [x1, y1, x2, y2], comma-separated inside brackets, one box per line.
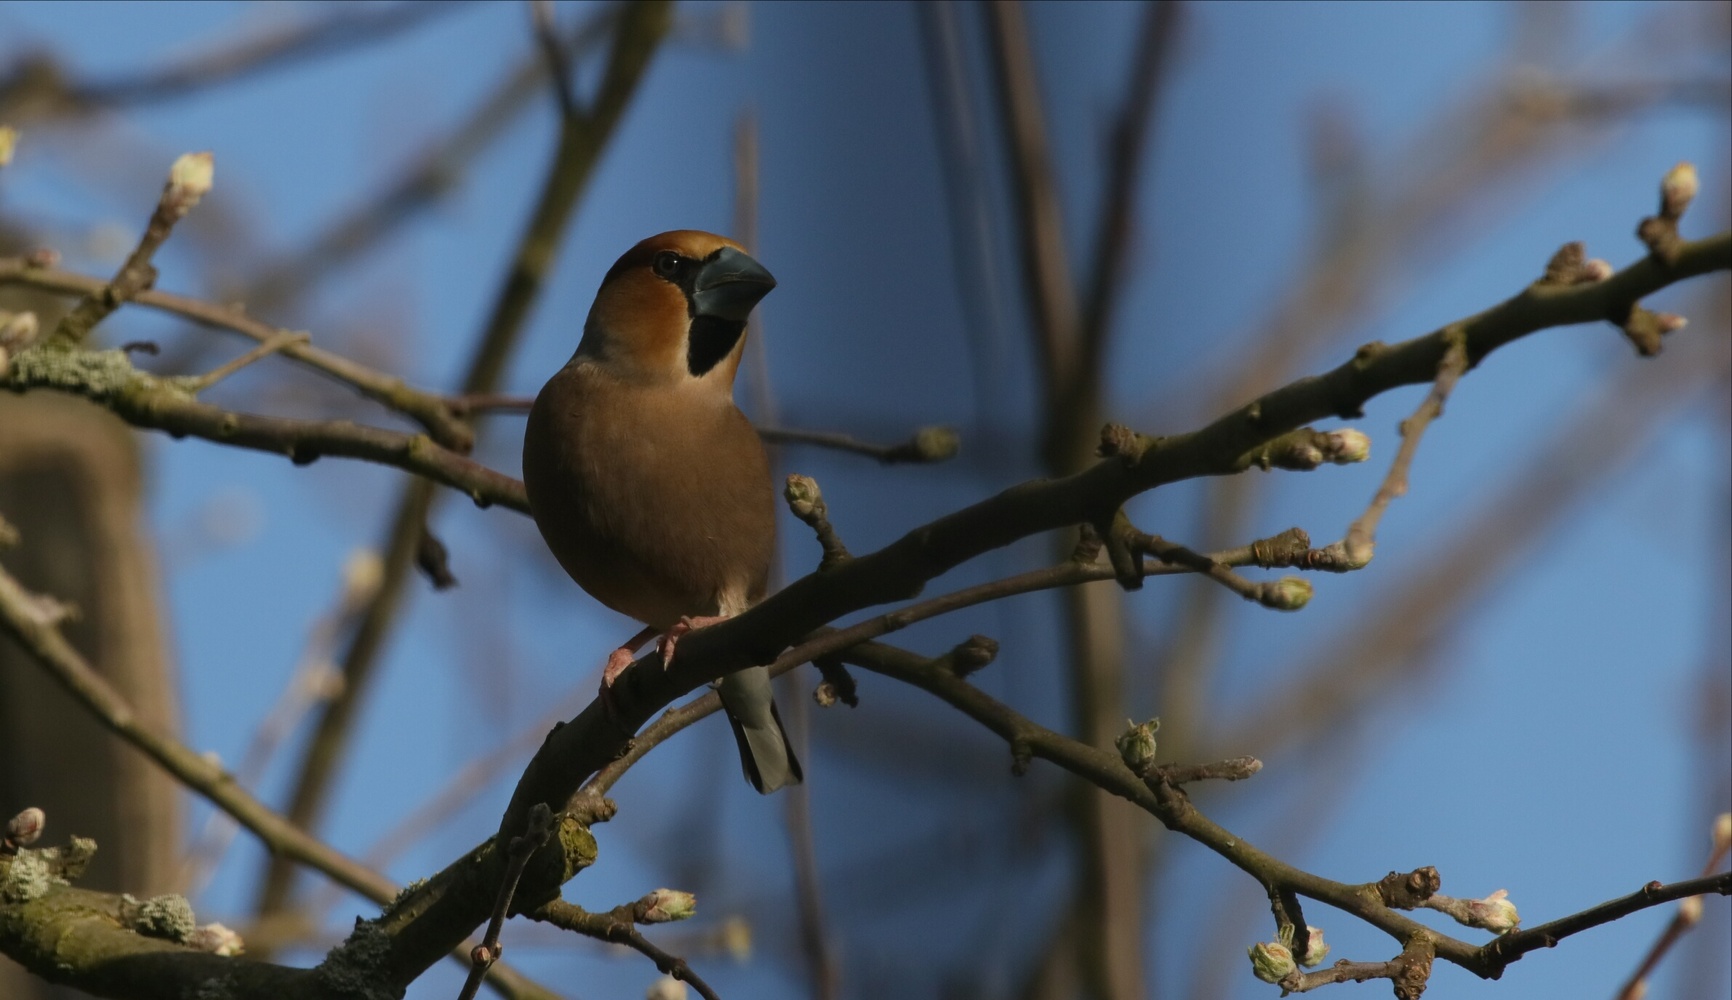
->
[522, 365, 775, 630]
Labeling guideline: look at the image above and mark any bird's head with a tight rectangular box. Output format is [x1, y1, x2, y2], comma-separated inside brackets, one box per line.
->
[577, 230, 776, 387]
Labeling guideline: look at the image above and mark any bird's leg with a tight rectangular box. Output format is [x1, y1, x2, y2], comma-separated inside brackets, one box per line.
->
[658, 615, 729, 668]
[602, 624, 660, 689]
[598, 624, 660, 729]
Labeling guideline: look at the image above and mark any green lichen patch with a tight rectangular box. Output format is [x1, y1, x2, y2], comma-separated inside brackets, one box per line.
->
[0, 850, 59, 903]
[316, 916, 402, 1000]
[130, 893, 196, 943]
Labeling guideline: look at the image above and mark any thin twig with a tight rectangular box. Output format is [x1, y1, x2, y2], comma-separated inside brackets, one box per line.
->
[240, 6, 620, 316]
[982, 0, 1080, 425]
[1341, 329, 1471, 566]
[68, 2, 473, 108]
[304, 689, 589, 923]
[0, 357, 527, 511]
[1612, 822, 1731, 1000]
[178, 550, 382, 894]
[530, 899, 723, 1000]
[447, 396, 963, 464]
[0, 557, 394, 903]
[0, 258, 475, 450]
[1484, 873, 1732, 970]
[1075, 0, 1180, 409]
[529, 0, 582, 123]
[0, 555, 559, 999]
[571, 528, 1321, 810]
[182, 330, 309, 390]
[457, 805, 555, 1000]
[50, 152, 213, 347]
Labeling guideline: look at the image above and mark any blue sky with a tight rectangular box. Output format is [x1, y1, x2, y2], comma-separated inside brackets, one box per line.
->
[2, 2, 1727, 999]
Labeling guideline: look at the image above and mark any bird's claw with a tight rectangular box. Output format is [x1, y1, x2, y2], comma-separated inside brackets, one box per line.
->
[657, 615, 727, 668]
[598, 645, 639, 727]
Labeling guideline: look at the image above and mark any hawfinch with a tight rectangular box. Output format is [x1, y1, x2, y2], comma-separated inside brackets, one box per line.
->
[522, 230, 802, 794]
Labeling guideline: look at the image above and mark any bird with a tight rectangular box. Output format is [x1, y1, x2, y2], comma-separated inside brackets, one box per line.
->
[522, 229, 802, 794]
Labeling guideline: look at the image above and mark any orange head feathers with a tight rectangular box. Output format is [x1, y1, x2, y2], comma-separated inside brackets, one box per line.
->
[577, 230, 776, 387]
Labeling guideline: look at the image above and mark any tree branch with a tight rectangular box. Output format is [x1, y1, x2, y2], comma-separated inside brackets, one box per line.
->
[0, 258, 477, 451]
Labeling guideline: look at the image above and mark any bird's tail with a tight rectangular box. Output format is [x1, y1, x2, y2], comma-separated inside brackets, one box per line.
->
[718, 665, 803, 794]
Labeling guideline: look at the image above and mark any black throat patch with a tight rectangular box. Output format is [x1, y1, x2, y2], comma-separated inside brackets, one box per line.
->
[687, 314, 745, 377]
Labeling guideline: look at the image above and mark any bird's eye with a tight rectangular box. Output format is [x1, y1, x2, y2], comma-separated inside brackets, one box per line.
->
[652, 251, 684, 280]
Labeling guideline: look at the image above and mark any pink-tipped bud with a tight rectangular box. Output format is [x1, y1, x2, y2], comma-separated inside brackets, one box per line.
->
[1712, 812, 1731, 852]
[1299, 925, 1330, 967]
[1581, 259, 1614, 283]
[639, 888, 697, 923]
[1654, 313, 1688, 335]
[646, 976, 689, 1000]
[1469, 889, 1520, 933]
[6, 807, 45, 847]
[1661, 162, 1698, 219]
[1248, 940, 1296, 983]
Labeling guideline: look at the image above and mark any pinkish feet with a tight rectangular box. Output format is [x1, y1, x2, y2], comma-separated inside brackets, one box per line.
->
[597, 618, 727, 724]
[601, 645, 638, 689]
[656, 614, 728, 667]
[598, 624, 658, 724]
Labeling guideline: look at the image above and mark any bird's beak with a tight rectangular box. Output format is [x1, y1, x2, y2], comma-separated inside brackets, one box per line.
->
[690, 247, 776, 322]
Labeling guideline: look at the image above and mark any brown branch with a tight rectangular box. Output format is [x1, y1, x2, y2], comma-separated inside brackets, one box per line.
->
[449, 395, 962, 463]
[530, 899, 722, 1000]
[1277, 939, 1435, 998]
[838, 642, 1732, 989]
[0, 556, 558, 1000]
[1614, 816, 1732, 999]
[0, 350, 526, 511]
[239, 6, 619, 316]
[1076, 0, 1180, 395]
[49, 153, 212, 347]
[1481, 873, 1732, 973]
[837, 639, 1480, 963]
[982, 0, 1083, 464]
[1212, 304, 1731, 759]
[569, 526, 1327, 817]
[1340, 327, 1470, 566]
[0, 555, 394, 903]
[65, 2, 472, 109]
[760, 423, 961, 464]
[529, 0, 582, 124]
[457, 805, 554, 1000]
[0, 258, 477, 450]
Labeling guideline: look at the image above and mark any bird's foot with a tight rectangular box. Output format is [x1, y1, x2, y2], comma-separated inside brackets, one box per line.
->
[598, 644, 644, 727]
[601, 645, 638, 689]
[657, 614, 729, 668]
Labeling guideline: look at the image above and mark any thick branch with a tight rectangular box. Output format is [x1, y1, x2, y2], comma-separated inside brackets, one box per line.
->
[0, 350, 525, 511]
